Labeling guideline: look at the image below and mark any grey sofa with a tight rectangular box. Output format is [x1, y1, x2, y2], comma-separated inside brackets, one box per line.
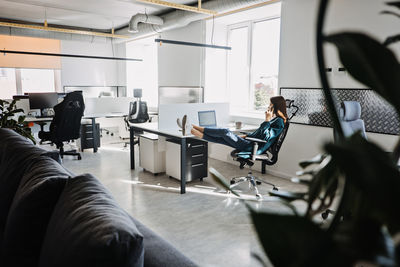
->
[0, 128, 197, 267]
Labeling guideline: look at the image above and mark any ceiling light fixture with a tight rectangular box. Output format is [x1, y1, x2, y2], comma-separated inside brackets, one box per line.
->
[155, 38, 231, 50]
[0, 50, 142, 61]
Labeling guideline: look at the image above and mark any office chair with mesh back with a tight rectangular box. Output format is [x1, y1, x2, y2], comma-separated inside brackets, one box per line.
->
[39, 91, 85, 160]
[229, 100, 299, 199]
[321, 100, 366, 218]
[268, 101, 366, 218]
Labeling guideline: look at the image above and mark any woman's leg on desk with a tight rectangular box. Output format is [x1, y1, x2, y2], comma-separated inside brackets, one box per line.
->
[191, 127, 250, 150]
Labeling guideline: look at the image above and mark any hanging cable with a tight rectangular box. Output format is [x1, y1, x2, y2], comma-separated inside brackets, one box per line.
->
[211, 15, 215, 45]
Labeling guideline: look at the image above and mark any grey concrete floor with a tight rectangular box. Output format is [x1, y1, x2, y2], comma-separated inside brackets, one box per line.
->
[55, 136, 308, 267]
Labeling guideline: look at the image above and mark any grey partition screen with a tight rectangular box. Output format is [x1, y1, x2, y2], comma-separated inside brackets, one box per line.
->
[158, 86, 203, 105]
[64, 86, 126, 98]
[280, 87, 400, 135]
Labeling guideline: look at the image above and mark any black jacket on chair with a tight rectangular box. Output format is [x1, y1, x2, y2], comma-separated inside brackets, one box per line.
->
[39, 91, 85, 159]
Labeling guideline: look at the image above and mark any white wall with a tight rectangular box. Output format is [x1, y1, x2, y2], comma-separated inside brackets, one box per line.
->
[126, 37, 158, 107]
[274, 0, 400, 177]
[60, 40, 120, 88]
[158, 20, 205, 87]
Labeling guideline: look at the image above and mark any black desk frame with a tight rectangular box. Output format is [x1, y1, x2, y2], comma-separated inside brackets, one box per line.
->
[130, 125, 188, 194]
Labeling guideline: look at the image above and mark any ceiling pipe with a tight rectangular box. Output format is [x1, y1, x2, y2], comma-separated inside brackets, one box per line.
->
[116, 0, 269, 39]
[0, 21, 130, 39]
[128, 14, 164, 33]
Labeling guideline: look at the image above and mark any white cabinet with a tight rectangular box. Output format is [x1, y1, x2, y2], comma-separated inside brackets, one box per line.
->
[139, 134, 165, 174]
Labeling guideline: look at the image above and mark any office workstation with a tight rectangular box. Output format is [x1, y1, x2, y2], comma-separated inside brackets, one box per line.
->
[1, 0, 399, 266]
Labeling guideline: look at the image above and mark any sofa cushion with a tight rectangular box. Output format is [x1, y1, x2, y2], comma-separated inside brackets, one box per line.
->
[39, 174, 144, 267]
[1, 156, 70, 266]
[0, 129, 48, 248]
[132, 218, 197, 267]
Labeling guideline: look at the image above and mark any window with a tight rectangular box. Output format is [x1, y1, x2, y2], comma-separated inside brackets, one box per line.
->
[227, 26, 249, 112]
[0, 68, 17, 99]
[227, 17, 281, 113]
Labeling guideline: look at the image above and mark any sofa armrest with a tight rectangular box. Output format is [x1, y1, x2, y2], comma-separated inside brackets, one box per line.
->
[132, 218, 198, 267]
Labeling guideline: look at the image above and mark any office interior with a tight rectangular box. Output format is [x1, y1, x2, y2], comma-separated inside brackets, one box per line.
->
[0, 0, 399, 266]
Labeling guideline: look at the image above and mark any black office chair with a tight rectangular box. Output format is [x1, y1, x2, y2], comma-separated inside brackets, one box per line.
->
[123, 99, 151, 146]
[229, 100, 299, 199]
[38, 91, 85, 160]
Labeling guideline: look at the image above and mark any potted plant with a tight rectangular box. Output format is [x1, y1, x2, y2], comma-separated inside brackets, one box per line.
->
[211, 0, 400, 266]
[0, 99, 35, 144]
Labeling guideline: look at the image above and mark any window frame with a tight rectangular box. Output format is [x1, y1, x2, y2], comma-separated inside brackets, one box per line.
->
[227, 15, 281, 114]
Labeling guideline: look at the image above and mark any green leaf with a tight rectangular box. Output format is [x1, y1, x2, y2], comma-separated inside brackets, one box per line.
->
[386, 1, 400, 9]
[381, 10, 400, 18]
[307, 156, 337, 209]
[250, 211, 332, 267]
[18, 115, 26, 124]
[208, 167, 240, 197]
[299, 154, 326, 169]
[325, 134, 400, 234]
[383, 34, 400, 46]
[333, 220, 396, 266]
[325, 33, 400, 113]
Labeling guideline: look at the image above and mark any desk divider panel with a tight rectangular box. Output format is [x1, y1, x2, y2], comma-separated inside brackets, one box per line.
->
[280, 87, 400, 135]
[84, 97, 135, 115]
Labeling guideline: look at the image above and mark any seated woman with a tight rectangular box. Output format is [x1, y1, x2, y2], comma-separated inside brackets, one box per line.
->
[191, 96, 288, 156]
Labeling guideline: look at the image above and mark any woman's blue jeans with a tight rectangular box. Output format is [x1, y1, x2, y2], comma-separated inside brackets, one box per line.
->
[202, 127, 251, 151]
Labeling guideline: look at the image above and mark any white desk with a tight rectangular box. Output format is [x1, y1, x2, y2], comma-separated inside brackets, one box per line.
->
[129, 122, 259, 194]
[25, 116, 54, 133]
[25, 117, 54, 123]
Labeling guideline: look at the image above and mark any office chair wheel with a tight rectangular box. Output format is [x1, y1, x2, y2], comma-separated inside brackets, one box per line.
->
[256, 194, 262, 200]
[272, 186, 278, 191]
[111, 133, 114, 136]
[256, 181, 262, 185]
[78, 155, 82, 160]
[230, 179, 236, 185]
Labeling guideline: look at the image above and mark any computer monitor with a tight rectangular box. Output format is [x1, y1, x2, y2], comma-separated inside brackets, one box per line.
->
[13, 95, 29, 100]
[198, 110, 217, 127]
[28, 93, 59, 110]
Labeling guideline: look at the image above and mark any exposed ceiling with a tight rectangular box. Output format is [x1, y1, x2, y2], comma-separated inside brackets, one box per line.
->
[0, 0, 201, 30]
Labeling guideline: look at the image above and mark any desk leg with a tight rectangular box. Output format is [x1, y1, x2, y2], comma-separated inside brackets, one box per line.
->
[180, 138, 187, 194]
[92, 118, 98, 153]
[130, 127, 135, 170]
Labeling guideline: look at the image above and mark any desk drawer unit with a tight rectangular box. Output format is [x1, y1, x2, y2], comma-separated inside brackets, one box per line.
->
[80, 123, 100, 151]
[166, 138, 208, 182]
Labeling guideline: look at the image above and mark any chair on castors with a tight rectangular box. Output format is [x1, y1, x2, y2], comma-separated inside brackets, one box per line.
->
[321, 100, 366, 218]
[38, 91, 85, 160]
[268, 101, 366, 219]
[229, 100, 299, 199]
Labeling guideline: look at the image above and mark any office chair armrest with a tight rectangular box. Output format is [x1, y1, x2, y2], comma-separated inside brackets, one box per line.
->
[245, 137, 267, 143]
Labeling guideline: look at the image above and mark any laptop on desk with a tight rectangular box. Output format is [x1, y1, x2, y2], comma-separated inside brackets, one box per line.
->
[198, 110, 217, 127]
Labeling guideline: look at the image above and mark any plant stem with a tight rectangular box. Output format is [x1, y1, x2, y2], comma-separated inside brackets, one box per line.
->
[316, 0, 344, 141]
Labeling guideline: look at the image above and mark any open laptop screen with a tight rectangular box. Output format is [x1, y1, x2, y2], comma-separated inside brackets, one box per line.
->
[198, 110, 217, 127]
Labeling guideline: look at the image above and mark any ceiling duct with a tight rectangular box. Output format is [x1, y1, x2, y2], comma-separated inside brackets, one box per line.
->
[117, 0, 269, 39]
[128, 14, 164, 33]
